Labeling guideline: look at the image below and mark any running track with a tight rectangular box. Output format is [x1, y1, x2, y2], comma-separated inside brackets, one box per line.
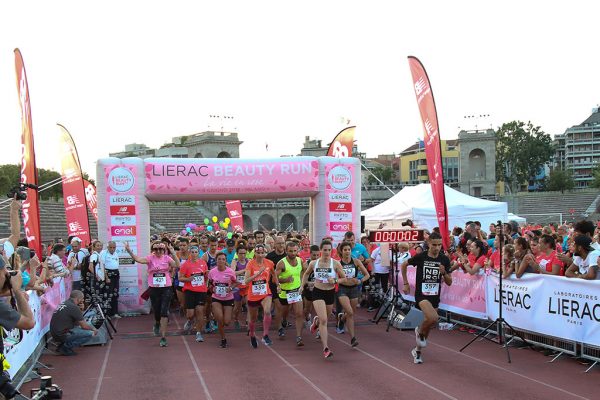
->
[21, 310, 597, 400]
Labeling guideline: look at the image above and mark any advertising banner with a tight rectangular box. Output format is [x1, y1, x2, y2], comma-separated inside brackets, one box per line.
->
[327, 126, 355, 157]
[83, 179, 98, 222]
[58, 124, 91, 244]
[398, 268, 487, 319]
[225, 200, 244, 232]
[486, 274, 600, 347]
[324, 164, 356, 244]
[14, 49, 42, 256]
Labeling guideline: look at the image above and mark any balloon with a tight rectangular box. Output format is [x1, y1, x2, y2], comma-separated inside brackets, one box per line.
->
[199, 225, 206, 231]
[190, 223, 197, 229]
[224, 217, 231, 224]
[186, 227, 192, 232]
[180, 230, 187, 235]
[223, 223, 229, 229]
[212, 216, 218, 223]
[207, 226, 213, 231]
[227, 232, 233, 239]
[204, 218, 209, 225]
[213, 223, 219, 230]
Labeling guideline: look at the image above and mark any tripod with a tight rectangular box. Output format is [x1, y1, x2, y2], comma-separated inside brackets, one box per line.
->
[459, 220, 530, 363]
[84, 275, 118, 339]
[373, 246, 405, 332]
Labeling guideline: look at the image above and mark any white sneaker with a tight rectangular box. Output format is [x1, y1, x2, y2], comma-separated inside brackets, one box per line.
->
[184, 319, 193, 333]
[112, 314, 122, 319]
[195, 332, 204, 342]
[411, 347, 423, 364]
[415, 327, 427, 348]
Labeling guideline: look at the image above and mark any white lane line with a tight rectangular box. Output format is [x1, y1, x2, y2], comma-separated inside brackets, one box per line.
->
[174, 317, 213, 400]
[427, 339, 590, 400]
[93, 320, 118, 400]
[329, 335, 458, 400]
[265, 345, 334, 400]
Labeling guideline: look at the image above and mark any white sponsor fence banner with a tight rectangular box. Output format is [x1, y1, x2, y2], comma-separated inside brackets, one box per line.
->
[4, 276, 72, 378]
[486, 274, 600, 347]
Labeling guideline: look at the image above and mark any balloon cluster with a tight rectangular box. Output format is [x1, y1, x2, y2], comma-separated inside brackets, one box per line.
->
[180, 216, 232, 236]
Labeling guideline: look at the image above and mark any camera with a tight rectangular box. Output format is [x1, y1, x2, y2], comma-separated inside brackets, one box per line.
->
[30, 375, 63, 399]
[401, 219, 414, 228]
[6, 183, 38, 201]
[0, 370, 18, 399]
[3, 270, 18, 291]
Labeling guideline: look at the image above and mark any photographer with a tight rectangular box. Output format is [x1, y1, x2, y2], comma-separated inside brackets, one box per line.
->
[50, 290, 97, 356]
[0, 255, 35, 399]
[0, 199, 22, 260]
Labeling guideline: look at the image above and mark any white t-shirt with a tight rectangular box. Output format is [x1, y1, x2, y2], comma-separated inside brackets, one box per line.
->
[67, 250, 86, 282]
[371, 248, 410, 274]
[90, 252, 103, 281]
[0, 241, 14, 258]
[573, 250, 600, 279]
[100, 249, 120, 270]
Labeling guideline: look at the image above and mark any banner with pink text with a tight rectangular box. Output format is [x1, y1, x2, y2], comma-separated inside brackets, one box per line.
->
[398, 268, 487, 319]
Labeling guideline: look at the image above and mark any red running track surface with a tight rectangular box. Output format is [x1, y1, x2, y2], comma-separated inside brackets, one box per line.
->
[21, 310, 597, 400]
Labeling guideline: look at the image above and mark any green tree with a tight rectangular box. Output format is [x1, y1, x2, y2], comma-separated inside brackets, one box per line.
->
[545, 168, 574, 193]
[591, 163, 600, 189]
[495, 121, 555, 193]
[367, 166, 394, 185]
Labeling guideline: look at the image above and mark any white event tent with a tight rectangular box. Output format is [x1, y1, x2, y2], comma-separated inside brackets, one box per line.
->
[362, 184, 508, 232]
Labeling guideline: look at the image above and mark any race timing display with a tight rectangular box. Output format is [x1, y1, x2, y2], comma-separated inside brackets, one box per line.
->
[368, 229, 425, 243]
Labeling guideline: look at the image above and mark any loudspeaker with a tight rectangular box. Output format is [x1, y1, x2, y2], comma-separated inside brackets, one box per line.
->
[82, 323, 110, 346]
[361, 215, 365, 233]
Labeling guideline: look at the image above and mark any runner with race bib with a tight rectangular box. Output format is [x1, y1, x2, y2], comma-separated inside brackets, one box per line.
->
[231, 244, 249, 331]
[274, 241, 307, 346]
[125, 241, 180, 348]
[400, 232, 452, 364]
[178, 246, 208, 342]
[300, 240, 347, 359]
[336, 241, 370, 347]
[244, 244, 279, 348]
[207, 253, 238, 348]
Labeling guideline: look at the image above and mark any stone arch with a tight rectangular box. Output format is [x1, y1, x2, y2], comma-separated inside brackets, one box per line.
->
[217, 151, 231, 158]
[242, 214, 253, 231]
[258, 214, 275, 231]
[468, 148, 486, 180]
[280, 213, 298, 231]
[303, 214, 310, 230]
[194, 152, 204, 158]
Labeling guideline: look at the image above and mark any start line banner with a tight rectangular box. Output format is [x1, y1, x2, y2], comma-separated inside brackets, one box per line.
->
[486, 274, 600, 348]
[397, 267, 487, 320]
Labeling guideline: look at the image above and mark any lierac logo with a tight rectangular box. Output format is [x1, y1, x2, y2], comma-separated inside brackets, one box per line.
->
[108, 167, 135, 192]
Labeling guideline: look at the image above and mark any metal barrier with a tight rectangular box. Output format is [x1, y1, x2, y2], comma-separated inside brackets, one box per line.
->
[581, 344, 600, 373]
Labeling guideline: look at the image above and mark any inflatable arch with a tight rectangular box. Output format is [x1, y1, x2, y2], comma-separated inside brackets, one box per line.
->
[97, 156, 361, 313]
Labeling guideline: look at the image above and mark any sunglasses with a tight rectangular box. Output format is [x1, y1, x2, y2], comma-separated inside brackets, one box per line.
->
[152, 247, 166, 251]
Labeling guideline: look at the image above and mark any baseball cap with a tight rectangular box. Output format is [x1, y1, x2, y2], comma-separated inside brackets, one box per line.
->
[226, 239, 235, 247]
[574, 235, 593, 252]
[71, 237, 82, 244]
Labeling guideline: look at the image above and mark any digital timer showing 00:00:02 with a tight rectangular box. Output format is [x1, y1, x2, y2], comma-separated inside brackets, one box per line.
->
[367, 229, 425, 243]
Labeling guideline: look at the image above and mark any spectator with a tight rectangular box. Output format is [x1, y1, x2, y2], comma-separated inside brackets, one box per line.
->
[501, 244, 517, 279]
[50, 290, 98, 355]
[0, 199, 21, 259]
[565, 236, 600, 280]
[48, 244, 69, 278]
[532, 235, 564, 276]
[67, 237, 87, 290]
[461, 240, 487, 275]
[511, 237, 536, 279]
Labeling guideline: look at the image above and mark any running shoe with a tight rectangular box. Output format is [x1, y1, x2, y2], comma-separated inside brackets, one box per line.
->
[184, 319, 193, 333]
[310, 316, 319, 334]
[220, 339, 228, 348]
[351, 337, 359, 347]
[250, 336, 258, 349]
[209, 320, 218, 332]
[204, 322, 211, 334]
[411, 347, 423, 364]
[336, 313, 345, 334]
[195, 332, 204, 342]
[283, 320, 292, 328]
[367, 306, 375, 312]
[316, 330, 321, 339]
[112, 314, 122, 319]
[153, 323, 160, 337]
[323, 347, 333, 359]
[262, 335, 273, 346]
[234, 320, 241, 331]
[159, 338, 168, 347]
[278, 327, 286, 337]
[415, 327, 427, 348]
[296, 336, 304, 347]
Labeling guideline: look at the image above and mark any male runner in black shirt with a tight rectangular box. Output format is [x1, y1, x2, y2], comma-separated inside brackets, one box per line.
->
[401, 232, 452, 364]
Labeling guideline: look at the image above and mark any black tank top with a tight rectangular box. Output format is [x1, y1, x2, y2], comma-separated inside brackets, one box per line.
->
[340, 258, 358, 287]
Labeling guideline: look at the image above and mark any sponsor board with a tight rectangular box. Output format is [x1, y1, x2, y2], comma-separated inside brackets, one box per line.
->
[327, 166, 352, 190]
[108, 167, 135, 193]
[109, 195, 135, 205]
[119, 257, 135, 265]
[119, 286, 140, 297]
[119, 266, 139, 277]
[328, 193, 351, 203]
[329, 212, 353, 222]
[111, 215, 137, 226]
[329, 222, 352, 232]
[119, 276, 138, 287]
[329, 202, 352, 212]
[111, 225, 137, 236]
[110, 205, 136, 216]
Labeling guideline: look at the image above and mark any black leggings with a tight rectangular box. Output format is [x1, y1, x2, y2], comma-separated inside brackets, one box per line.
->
[374, 272, 390, 291]
[150, 287, 173, 322]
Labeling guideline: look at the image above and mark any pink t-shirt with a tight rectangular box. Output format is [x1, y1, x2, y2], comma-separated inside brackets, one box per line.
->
[147, 254, 174, 288]
[208, 267, 236, 301]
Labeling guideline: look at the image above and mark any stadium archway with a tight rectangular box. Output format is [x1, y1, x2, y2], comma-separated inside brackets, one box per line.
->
[97, 156, 360, 313]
